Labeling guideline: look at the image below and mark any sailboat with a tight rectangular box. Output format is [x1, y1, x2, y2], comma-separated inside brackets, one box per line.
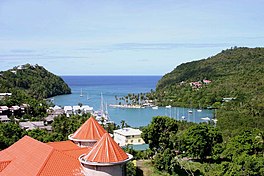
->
[197, 103, 202, 112]
[86, 93, 90, 100]
[93, 93, 113, 124]
[80, 88, 83, 97]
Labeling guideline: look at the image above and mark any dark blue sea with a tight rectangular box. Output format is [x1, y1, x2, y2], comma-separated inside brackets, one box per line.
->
[52, 76, 213, 127]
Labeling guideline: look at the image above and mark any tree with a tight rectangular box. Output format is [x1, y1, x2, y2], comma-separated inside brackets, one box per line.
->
[141, 116, 178, 153]
[181, 123, 223, 161]
[0, 122, 24, 150]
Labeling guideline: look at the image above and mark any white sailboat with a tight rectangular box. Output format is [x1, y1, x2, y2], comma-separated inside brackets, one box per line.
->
[80, 88, 83, 97]
[93, 93, 113, 124]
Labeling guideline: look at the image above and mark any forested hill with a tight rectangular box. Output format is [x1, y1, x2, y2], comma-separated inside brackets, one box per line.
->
[0, 64, 71, 99]
[155, 47, 264, 110]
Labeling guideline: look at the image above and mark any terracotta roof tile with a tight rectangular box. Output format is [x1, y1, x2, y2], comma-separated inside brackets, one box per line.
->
[83, 133, 128, 163]
[47, 140, 91, 159]
[70, 117, 107, 141]
[0, 136, 84, 176]
[47, 140, 80, 151]
[0, 161, 11, 172]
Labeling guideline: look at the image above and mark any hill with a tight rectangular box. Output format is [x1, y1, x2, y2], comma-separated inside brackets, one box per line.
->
[0, 64, 71, 99]
[152, 47, 264, 136]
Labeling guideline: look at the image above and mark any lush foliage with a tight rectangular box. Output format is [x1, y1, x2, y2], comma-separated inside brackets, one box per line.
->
[181, 124, 223, 161]
[141, 115, 264, 176]
[142, 116, 178, 153]
[0, 122, 24, 150]
[0, 64, 71, 99]
[150, 47, 264, 135]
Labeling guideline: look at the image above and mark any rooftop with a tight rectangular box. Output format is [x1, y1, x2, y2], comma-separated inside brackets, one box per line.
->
[69, 117, 107, 141]
[82, 133, 129, 163]
[0, 136, 85, 176]
[114, 127, 142, 136]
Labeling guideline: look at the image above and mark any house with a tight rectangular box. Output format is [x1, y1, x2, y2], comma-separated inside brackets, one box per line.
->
[81, 105, 93, 114]
[0, 93, 12, 100]
[64, 106, 73, 117]
[73, 105, 81, 114]
[19, 121, 45, 130]
[190, 81, 202, 89]
[203, 79, 212, 84]
[1, 116, 133, 176]
[0, 115, 11, 123]
[114, 127, 145, 146]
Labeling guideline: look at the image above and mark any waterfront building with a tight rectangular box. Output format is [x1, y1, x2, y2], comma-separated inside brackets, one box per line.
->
[114, 127, 145, 146]
[0, 115, 10, 123]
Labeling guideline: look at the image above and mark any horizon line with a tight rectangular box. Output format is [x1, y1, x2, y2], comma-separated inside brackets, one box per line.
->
[59, 74, 163, 76]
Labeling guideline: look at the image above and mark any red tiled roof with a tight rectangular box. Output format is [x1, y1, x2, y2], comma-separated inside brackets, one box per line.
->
[83, 133, 128, 163]
[47, 141, 91, 159]
[70, 117, 107, 141]
[0, 136, 84, 176]
[0, 161, 11, 172]
[47, 140, 80, 151]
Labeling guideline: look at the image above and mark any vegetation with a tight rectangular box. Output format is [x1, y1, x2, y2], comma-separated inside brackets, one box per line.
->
[0, 64, 71, 99]
[141, 116, 264, 176]
[0, 64, 71, 120]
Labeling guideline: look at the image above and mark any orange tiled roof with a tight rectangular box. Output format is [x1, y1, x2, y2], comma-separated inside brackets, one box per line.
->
[0, 161, 11, 172]
[47, 140, 91, 159]
[0, 136, 84, 176]
[71, 116, 107, 141]
[83, 133, 128, 163]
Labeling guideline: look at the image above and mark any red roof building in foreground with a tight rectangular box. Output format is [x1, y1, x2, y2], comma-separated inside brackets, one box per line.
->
[0, 136, 88, 176]
[0, 116, 133, 176]
[68, 117, 107, 147]
[79, 133, 133, 176]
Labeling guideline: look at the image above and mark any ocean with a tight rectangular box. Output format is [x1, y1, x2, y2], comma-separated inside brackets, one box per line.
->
[52, 76, 214, 127]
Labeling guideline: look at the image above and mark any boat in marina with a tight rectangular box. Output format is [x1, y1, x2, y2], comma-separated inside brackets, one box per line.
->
[201, 117, 210, 121]
[92, 93, 113, 124]
[80, 88, 83, 97]
[165, 105, 172, 108]
[152, 106, 158, 110]
[109, 104, 142, 109]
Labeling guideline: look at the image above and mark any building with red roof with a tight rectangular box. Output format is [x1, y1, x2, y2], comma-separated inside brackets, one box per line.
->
[0, 116, 133, 176]
[79, 133, 133, 176]
[68, 117, 107, 147]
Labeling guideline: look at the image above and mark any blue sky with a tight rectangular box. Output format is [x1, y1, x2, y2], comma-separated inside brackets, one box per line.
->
[0, 0, 263, 75]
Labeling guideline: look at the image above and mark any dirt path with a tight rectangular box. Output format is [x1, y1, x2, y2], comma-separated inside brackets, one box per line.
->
[136, 160, 152, 176]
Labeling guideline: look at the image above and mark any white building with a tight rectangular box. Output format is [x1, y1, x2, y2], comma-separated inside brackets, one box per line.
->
[114, 127, 145, 146]
[0, 115, 11, 123]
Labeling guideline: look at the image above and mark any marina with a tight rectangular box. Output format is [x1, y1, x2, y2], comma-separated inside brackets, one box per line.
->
[51, 76, 214, 127]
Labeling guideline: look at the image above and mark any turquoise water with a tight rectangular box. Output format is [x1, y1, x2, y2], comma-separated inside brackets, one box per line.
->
[52, 76, 213, 127]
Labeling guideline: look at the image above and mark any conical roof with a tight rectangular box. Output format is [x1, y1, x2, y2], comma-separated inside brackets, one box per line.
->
[83, 133, 128, 163]
[70, 117, 107, 141]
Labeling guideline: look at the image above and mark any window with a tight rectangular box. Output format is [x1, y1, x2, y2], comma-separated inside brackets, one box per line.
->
[138, 139, 141, 142]
[130, 140, 133, 143]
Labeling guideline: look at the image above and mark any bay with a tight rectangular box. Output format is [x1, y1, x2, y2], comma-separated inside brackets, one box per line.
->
[52, 76, 214, 127]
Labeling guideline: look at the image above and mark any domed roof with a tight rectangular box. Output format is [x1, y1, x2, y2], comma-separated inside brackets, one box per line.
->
[82, 133, 129, 163]
[69, 117, 107, 141]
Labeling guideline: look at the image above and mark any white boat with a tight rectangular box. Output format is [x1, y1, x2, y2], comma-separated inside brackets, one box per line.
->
[197, 109, 202, 112]
[188, 110, 193, 114]
[165, 105, 172, 108]
[181, 116, 185, 119]
[93, 93, 113, 124]
[201, 117, 210, 121]
[152, 106, 158, 110]
[80, 88, 83, 97]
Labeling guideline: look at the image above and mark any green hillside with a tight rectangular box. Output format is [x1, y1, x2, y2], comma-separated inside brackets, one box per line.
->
[0, 64, 71, 99]
[151, 47, 264, 136]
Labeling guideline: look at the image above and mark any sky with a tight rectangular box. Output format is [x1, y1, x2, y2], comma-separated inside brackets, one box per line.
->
[0, 0, 264, 75]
